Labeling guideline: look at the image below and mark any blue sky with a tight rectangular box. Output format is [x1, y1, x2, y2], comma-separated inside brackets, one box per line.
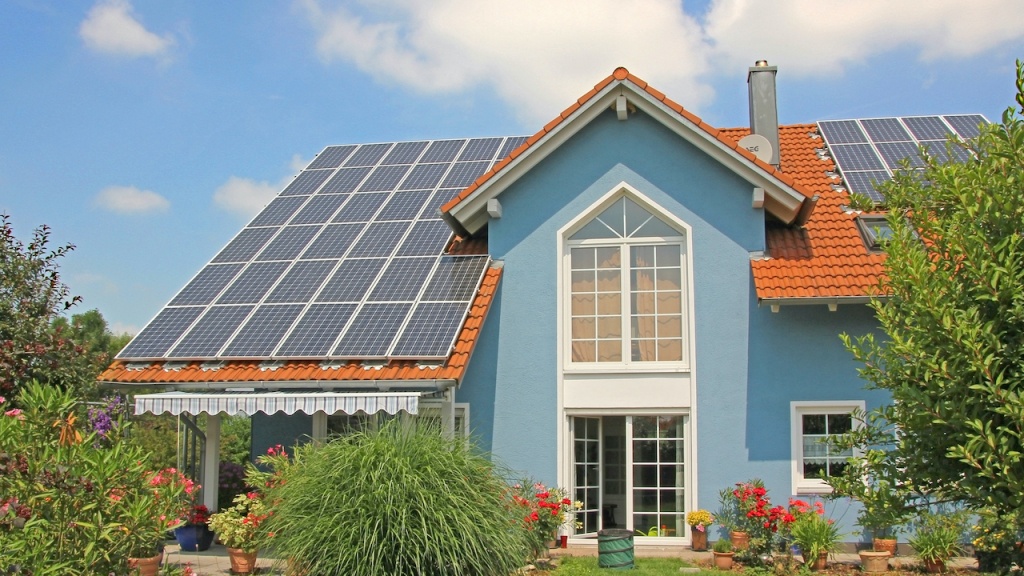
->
[2, 0, 1023, 335]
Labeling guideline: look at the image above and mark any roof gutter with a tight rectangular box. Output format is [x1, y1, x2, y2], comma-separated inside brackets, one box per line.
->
[98, 378, 458, 393]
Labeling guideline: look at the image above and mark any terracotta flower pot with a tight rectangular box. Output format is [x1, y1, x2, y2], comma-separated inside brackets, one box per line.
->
[805, 549, 828, 571]
[713, 551, 734, 569]
[729, 530, 750, 551]
[860, 550, 891, 573]
[691, 529, 708, 551]
[924, 558, 945, 573]
[127, 552, 162, 576]
[873, 537, 898, 555]
[226, 547, 259, 574]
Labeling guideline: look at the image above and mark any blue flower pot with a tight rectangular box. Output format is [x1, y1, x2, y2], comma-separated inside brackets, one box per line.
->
[174, 523, 215, 552]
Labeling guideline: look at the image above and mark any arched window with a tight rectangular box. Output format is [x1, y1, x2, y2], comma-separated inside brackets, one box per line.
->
[566, 195, 688, 366]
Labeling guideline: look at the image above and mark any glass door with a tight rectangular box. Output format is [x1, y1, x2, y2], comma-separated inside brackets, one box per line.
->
[572, 417, 601, 535]
[631, 415, 686, 538]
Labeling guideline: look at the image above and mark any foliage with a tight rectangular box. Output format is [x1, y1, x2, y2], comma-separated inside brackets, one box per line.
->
[50, 308, 132, 379]
[257, 420, 531, 576]
[907, 510, 966, 562]
[510, 480, 581, 557]
[840, 60, 1024, 521]
[0, 381, 190, 574]
[788, 501, 842, 560]
[218, 460, 248, 511]
[687, 509, 714, 530]
[207, 491, 271, 552]
[219, 413, 252, 465]
[716, 479, 765, 533]
[972, 508, 1024, 574]
[713, 538, 733, 553]
[846, 191, 877, 213]
[0, 215, 96, 404]
[825, 409, 913, 539]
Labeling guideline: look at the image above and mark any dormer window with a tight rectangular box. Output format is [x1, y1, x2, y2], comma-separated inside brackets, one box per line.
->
[856, 215, 893, 253]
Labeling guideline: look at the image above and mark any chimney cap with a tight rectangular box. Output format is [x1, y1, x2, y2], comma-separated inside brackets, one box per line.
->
[755, 59, 769, 67]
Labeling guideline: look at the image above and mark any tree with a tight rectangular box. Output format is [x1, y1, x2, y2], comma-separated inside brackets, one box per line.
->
[0, 215, 96, 403]
[51, 308, 132, 378]
[837, 61, 1024, 517]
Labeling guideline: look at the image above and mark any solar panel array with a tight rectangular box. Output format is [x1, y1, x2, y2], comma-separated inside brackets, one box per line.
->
[818, 114, 986, 202]
[119, 136, 528, 361]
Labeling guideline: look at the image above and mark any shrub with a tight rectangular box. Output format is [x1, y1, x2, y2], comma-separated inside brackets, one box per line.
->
[908, 510, 966, 563]
[0, 381, 189, 573]
[258, 420, 530, 575]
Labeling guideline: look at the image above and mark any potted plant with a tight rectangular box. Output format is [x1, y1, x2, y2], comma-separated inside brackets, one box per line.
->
[712, 538, 734, 569]
[173, 503, 215, 552]
[717, 479, 767, 551]
[908, 510, 965, 573]
[788, 502, 842, 571]
[687, 509, 714, 551]
[120, 468, 193, 575]
[207, 491, 272, 574]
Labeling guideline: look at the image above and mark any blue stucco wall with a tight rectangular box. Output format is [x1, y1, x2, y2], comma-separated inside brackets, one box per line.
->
[457, 106, 886, 538]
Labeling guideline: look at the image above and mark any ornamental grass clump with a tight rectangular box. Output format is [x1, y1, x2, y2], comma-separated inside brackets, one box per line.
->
[258, 420, 531, 576]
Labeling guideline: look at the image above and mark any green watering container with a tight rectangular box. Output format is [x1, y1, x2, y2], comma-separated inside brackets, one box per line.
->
[597, 528, 635, 569]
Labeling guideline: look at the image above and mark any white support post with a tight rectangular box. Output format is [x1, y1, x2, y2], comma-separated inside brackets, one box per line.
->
[442, 387, 456, 440]
[203, 413, 221, 511]
[312, 411, 327, 442]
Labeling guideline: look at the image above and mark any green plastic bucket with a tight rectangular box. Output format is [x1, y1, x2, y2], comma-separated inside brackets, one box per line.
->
[597, 528, 635, 569]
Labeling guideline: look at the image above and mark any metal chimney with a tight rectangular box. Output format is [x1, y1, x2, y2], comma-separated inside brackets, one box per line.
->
[747, 60, 780, 166]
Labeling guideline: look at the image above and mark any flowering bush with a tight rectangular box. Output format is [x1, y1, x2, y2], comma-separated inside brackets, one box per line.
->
[208, 491, 272, 552]
[687, 509, 714, 531]
[510, 481, 581, 558]
[0, 381, 192, 572]
[788, 499, 842, 560]
[185, 503, 210, 525]
[87, 393, 127, 448]
[218, 460, 248, 510]
[972, 508, 1024, 572]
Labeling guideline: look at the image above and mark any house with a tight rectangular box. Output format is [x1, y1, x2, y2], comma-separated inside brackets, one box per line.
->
[99, 63, 985, 545]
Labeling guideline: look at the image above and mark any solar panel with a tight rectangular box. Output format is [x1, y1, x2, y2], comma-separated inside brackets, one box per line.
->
[250, 196, 307, 227]
[222, 304, 305, 358]
[275, 303, 357, 357]
[170, 263, 245, 306]
[332, 302, 413, 357]
[119, 136, 524, 361]
[818, 115, 987, 205]
[498, 136, 528, 159]
[216, 261, 290, 304]
[944, 114, 986, 139]
[307, 145, 356, 170]
[391, 302, 468, 357]
[280, 170, 333, 196]
[118, 306, 205, 358]
[168, 305, 254, 358]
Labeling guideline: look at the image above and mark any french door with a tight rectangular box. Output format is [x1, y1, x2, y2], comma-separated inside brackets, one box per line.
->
[571, 414, 687, 539]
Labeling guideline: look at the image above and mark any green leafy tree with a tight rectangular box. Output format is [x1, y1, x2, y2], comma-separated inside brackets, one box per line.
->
[838, 61, 1024, 519]
[0, 215, 97, 404]
[51, 308, 132, 377]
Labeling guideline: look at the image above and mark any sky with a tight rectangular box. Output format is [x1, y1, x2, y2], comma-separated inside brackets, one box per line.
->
[2, 0, 1023, 336]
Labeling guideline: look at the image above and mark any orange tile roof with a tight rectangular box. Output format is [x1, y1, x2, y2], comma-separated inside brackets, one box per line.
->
[99, 266, 502, 386]
[717, 124, 886, 300]
[440, 67, 814, 217]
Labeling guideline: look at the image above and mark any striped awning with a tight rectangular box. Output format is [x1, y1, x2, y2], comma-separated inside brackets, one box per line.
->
[134, 391, 420, 417]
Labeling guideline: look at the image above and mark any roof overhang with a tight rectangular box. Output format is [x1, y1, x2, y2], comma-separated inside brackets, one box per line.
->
[133, 390, 423, 417]
[444, 73, 811, 236]
[759, 295, 884, 313]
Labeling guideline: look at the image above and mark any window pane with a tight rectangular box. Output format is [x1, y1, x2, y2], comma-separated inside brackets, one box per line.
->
[633, 216, 678, 238]
[631, 245, 655, 267]
[803, 437, 827, 457]
[633, 416, 656, 438]
[634, 441, 657, 464]
[624, 198, 654, 237]
[597, 340, 622, 362]
[657, 316, 681, 338]
[804, 460, 827, 479]
[571, 270, 594, 291]
[658, 291, 681, 314]
[596, 198, 626, 237]
[655, 245, 680, 266]
[656, 268, 681, 290]
[571, 218, 618, 240]
[572, 341, 595, 362]
[828, 413, 853, 435]
[659, 465, 685, 488]
[597, 269, 620, 291]
[572, 318, 595, 339]
[571, 247, 595, 269]
[596, 247, 620, 268]
[571, 294, 594, 315]
[657, 339, 683, 361]
[597, 293, 621, 314]
[631, 268, 656, 291]
[632, 292, 656, 315]
[597, 316, 621, 338]
[631, 315, 656, 338]
[803, 414, 826, 434]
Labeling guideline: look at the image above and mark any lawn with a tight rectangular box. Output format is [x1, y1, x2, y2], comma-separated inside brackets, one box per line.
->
[535, 556, 705, 575]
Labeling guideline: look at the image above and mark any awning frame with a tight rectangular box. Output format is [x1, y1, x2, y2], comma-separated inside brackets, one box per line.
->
[133, 390, 422, 417]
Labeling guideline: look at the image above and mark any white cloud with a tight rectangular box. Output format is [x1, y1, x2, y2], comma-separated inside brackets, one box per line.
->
[213, 176, 282, 220]
[298, 0, 1024, 123]
[109, 321, 139, 336]
[79, 0, 174, 58]
[94, 185, 170, 214]
[703, 0, 1024, 76]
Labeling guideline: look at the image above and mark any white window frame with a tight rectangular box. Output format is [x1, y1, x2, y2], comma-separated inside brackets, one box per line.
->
[561, 186, 693, 373]
[790, 401, 864, 495]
